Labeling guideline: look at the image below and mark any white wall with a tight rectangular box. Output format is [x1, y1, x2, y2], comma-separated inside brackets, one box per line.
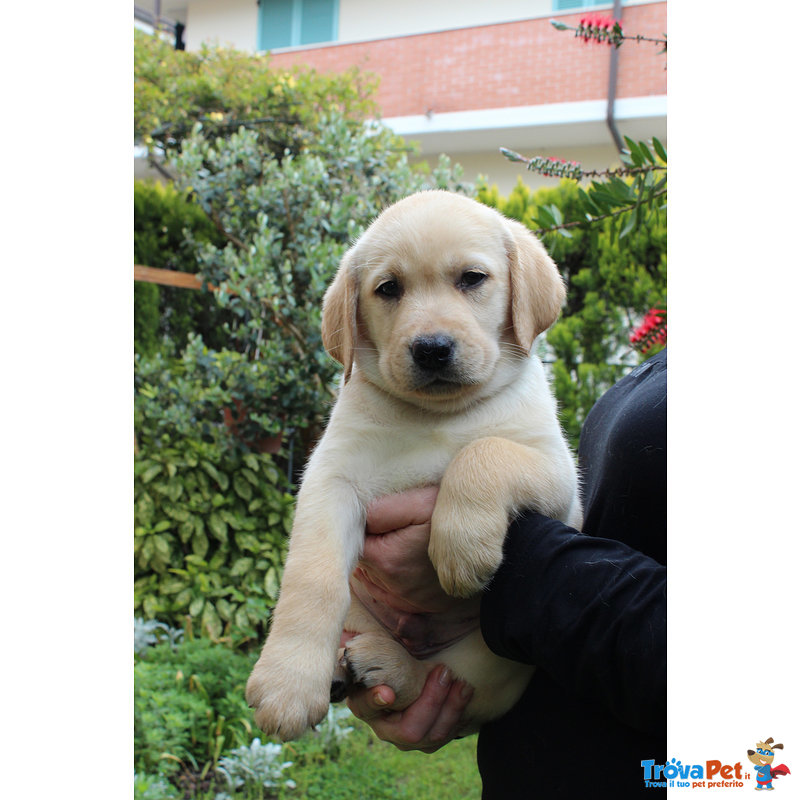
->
[185, 0, 257, 51]
[338, 0, 552, 42]
[414, 142, 623, 196]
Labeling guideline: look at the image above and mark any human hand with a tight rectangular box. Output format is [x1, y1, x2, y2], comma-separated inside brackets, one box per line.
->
[346, 663, 473, 753]
[357, 486, 478, 615]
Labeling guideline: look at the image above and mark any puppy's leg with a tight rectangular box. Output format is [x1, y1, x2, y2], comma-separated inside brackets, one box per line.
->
[246, 481, 363, 740]
[336, 595, 428, 708]
[429, 436, 578, 598]
[330, 591, 390, 702]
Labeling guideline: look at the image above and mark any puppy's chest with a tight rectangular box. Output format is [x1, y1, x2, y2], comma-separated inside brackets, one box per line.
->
[316, 418, 480, 499]
[350, 425, 460, 495]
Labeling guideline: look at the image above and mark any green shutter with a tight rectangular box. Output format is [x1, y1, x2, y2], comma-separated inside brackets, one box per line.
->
[553, 0, 619, 9]
[258, 0, 294, 50]
[300, 0, 336, 46]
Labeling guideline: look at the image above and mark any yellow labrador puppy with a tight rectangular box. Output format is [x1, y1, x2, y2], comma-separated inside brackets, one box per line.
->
[246, 191, 582, 740]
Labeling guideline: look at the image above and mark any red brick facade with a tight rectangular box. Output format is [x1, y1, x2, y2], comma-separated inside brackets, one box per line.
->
[268, 2, 666, 118]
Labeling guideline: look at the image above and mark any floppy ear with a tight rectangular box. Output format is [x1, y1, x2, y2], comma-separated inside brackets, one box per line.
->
[505, 218, 566, 352]
[321, 248, 358, 382]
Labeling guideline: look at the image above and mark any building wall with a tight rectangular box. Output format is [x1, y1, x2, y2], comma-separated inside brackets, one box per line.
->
[177, 0, 666, 194]
[338, 0, 657, 42]
[185, 0, 257, 51]
[338, 0, 554, 42]
[182, 0, 661, 52]
[267, 4, 666, 119]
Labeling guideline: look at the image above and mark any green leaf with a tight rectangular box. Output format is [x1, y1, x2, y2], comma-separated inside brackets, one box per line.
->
[208, 512, 228, 543]
[230, 557, 254, 577]
[201, 603, 223, 639]
[652, 137, 667, 162]
[233, 475, 253, 502]
[216, 597, 233, 621]
[623, 137, 643, 166]
[166, 481, 184, 502]
[192, 530, 209, 558]
[159, 578, 186, 595]
[243, 453, 260, 471]
[264, 567, 279, 599]
[141, 463, 162, 484]
[174, 588, 192, 607]
[620, 210, 638, 239]
[189, 595, 205, 617]
[240, 467, 259, 486]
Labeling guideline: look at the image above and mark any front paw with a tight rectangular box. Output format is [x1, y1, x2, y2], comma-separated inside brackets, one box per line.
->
[246, 650, 332, 741]
[429, 495, 507, 598]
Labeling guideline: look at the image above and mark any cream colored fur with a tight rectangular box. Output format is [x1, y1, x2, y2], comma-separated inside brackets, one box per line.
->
[246, 191, 582, 740]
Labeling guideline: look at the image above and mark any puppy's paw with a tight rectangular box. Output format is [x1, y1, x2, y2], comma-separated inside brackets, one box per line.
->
[246, 649, 332, 741]
[342, 632, 426, 710]
[429, 494, 507, 598]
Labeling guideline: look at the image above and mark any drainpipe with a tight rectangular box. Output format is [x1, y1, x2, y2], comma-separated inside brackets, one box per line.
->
[606, 0, 624, 153]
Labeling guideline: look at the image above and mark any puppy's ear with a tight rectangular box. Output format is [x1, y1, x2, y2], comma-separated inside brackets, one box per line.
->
[321, 248, 358, 382]
[505, 218, 566, 352]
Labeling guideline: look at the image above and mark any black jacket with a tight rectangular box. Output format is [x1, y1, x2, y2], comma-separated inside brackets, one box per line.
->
[477, 350, 667, 798]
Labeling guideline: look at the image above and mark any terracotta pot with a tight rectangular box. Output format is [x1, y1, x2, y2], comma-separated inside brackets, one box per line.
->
[223, 400, 283, 454]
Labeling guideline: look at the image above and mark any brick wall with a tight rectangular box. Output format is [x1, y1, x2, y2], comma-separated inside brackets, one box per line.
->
[268, 2, 666, 117]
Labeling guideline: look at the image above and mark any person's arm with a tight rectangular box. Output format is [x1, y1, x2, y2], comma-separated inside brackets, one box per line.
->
[481, 510, 666, 735]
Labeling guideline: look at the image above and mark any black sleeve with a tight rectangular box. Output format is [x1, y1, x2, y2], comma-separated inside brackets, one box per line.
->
[480, 511, 666, 736]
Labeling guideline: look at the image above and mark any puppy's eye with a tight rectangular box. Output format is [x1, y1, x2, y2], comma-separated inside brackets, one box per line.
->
[375, 280, 401, 299]
[458, 270, 487, 290]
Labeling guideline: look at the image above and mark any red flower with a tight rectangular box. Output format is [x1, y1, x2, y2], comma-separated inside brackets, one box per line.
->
[578, 14, 622, 45]
[630, 308, 667, 354]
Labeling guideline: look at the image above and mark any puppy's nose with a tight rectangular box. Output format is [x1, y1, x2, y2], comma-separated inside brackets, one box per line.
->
[410, 334, 455, 371]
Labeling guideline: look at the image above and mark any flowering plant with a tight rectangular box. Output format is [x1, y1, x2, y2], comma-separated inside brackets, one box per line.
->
[551, 15, 666, 50]
[502, 15, 668, 360]
[630, 309, 667, 355]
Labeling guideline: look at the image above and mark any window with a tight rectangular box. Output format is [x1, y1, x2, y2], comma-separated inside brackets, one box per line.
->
[553, 0, 624, 9]
[257, 0, 338, 50]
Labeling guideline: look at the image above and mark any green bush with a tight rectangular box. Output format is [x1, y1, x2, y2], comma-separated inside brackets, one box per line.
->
[478, 178, 666, 447]
[135, 340, 295, 645]
[172, 115, 470, 450]
[134, 179, 231, 356]
[134, 637, 256, 776]
[134, 27, 377, 156]
[134, 771, 182, 800]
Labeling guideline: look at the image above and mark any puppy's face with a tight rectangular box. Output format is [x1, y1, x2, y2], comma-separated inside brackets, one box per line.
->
[322, 191, 565, 411]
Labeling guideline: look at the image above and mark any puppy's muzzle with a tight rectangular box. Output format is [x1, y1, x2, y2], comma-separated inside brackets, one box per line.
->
[410, 334, 455, 372]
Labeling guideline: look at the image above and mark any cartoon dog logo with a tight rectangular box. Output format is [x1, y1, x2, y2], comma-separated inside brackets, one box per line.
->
[747, 738, 791, 790]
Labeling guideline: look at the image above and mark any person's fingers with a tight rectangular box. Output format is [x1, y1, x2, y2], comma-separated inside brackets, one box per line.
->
[425, 678, 474, 745]
[346, 665, 474, 752]
[390, 664, 456, 743]
[366, 486, 439, 534]
[346, 683, 397, 723]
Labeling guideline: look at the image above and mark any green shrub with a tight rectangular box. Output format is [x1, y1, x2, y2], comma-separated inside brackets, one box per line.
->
[134, 179, 231, 356]
[135, 340, 295, 645]
[134, 27, 377, 156]
[172, 115, 470, 450]
[134, 436, 293, 645]
[478, 178, 666, 447]
[134, 637, 256, 776]
[134, 772, 182, 800]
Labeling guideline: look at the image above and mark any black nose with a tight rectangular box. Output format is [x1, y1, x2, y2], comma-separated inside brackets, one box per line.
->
[410, 334, 455, 371]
